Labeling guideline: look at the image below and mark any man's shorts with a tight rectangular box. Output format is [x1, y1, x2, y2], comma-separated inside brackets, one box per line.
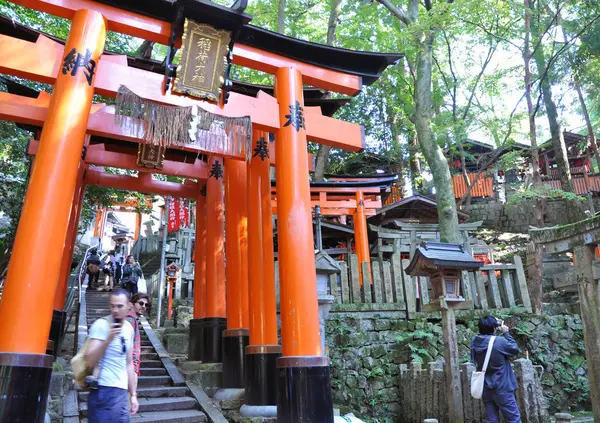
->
[87, 386, 129, 423]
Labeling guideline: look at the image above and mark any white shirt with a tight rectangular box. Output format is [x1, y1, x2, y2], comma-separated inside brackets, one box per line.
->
[88, 317, 134, 390]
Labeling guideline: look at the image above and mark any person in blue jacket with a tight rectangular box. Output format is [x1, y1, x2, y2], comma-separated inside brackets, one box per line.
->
[471, 315, 522, 423]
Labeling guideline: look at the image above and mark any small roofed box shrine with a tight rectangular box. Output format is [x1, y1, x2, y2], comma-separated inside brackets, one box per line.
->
[406, 242, 483, 312]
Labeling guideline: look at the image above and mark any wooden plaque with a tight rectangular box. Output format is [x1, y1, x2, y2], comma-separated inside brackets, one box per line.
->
[173, 19, 231, 102]
[137, 143, 165, 169]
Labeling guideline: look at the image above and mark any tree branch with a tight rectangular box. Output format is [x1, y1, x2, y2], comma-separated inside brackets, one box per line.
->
[532, 12, 600, 117]
[460, 18, 522, 51]
[376, 0, 411, 26]
[462, 39, 497, 121]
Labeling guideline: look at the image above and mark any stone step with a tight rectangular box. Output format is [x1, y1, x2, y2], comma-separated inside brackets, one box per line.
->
[130, 410, 206, 423]
[138, 376, 171, 387]
[141, 360, 162, 368]
[140, 368, 168, 376]
[80, 397, 198, 416]
[142, 353, 159, 360]
[81, 410, 206, 423]
[79, 386, 189, 402]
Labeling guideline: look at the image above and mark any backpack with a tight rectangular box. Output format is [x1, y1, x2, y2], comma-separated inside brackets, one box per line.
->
[87, 263, 100, 274]
[71, 317, 109, 391]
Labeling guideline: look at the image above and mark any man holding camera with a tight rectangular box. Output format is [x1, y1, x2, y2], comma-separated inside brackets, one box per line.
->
[85, 289, 139, 421]
[471, 315, 522, 423]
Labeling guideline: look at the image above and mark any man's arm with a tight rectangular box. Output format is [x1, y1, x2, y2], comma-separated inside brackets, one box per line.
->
[85, 320, 115, 369]
[498, 326, 519, 356]
[127, 343, 139, 414]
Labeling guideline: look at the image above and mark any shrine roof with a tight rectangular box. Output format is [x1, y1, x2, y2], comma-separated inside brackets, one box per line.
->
[0, 15, 351, 117]
[405, 242, 483, 274]
[236, 26, 403, 86]
[0, 1, 401, 88]
[369, 195, 470, 225]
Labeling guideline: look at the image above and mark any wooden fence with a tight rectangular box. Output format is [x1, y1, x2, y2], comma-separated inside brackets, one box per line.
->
[398, 359, 548, 423]
[326, 253, 532, 315]
[452, 174, 494, 199]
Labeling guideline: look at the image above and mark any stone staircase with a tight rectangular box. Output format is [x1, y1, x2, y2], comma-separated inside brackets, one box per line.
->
[80, 291, 207, 422]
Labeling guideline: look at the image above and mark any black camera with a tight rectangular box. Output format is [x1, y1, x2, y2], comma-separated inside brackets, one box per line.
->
[85, 375, 99, 390]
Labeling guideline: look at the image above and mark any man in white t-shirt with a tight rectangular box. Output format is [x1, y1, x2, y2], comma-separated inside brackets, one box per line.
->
[84, 289, 139, 422]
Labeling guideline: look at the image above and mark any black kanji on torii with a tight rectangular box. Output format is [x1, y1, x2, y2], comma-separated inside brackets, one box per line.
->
[253, 137, 269, 161]
[200, 184, 207, 197]
[62, 48, 97, 86]
[283, 101, 306, 132]
[209, 160, 224, 179]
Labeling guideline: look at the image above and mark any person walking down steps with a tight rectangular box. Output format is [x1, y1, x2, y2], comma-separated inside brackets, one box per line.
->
[121, 255, 142, 296]
[84, 289, 139, 422]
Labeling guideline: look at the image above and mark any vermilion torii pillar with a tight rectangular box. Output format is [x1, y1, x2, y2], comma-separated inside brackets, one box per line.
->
[50, 161, 88, 357]
[219, 158, 250, 396]
[189, 185, 207, 361]
[241, 130, 281, 417]
[274, 67, 333, 423]
[354, 191, 372, 286]
[0, 9, 106, 421]
[202, 156, 227, 363]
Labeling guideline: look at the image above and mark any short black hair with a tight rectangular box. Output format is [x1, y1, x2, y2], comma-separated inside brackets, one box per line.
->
[111, 288, 131, 301]
[478, 315, 499, 335]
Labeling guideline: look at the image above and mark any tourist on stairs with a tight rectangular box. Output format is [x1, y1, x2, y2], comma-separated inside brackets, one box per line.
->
[86, 248, 101, 290]
[85, 289, 139, 421]
[121, 255, 142, 295]
[126, 293, 152, 376]
[471, 315, 522, 423]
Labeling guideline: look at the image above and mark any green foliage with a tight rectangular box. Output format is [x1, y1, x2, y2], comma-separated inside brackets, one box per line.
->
[397, 329, 435, 364]
[507, 185, 586, 205]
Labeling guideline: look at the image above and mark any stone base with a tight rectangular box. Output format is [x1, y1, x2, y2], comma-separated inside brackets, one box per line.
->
[201, 317, 227, 363]
[0, 353, 53, 422]
[222, 329, 249, 388]
[240, 404, 278, 418]
[49, 310, 67, 358]
[277, 356, 333, 423]
[188, 318, 204, 361]
[180, 362, 223, 396]
[245, 345, 281, 406]
[214, 388, 245, 401]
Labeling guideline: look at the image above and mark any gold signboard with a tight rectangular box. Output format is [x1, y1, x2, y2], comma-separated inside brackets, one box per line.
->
[173, 19, 231, 103]
[137, 143, 165, 169]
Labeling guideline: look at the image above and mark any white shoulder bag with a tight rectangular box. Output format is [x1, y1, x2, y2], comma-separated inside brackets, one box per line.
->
[471, 336, 496, 399]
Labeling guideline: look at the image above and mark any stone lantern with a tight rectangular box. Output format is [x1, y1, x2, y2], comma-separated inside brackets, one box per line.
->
[314, 251, 341, 357]
[406, 242, 483, 423]
[405, 242, 482, 311]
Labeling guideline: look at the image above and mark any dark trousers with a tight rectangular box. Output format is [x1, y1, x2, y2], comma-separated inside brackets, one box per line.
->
[122, 281, 138, 296]
[483, 389, 522, 423]
[88, 272, 100, 288]
[87, 386, 129, 423]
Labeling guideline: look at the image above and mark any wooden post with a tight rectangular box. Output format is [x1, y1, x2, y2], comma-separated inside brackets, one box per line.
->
[222, 158, 250, 389]
[203, 156, 227, 363]
[513, 255, 533, 312]
[573, 245, 600, 422]
[188, 184, 206, 361]
[245, 130, 281, 407]
[274, 66, 332, 422]
[0, 9, 106, 421]
[353, 191, 371, 285]
[441, 306, 465, 423]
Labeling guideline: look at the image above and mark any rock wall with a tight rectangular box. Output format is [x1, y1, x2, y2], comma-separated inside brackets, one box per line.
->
[326, 310, 589, 422]
[459, 200, 585, 233]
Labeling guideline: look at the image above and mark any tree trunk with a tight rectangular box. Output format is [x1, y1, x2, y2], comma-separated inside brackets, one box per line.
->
[530, 3, 573, 193]
[574, 75, 600, 171]
[136, 40, 154, 59]
[524, 0, 543, 314]
[414, 33, 460, 244]
[277, 0, 286, 35]
[313, 0, 343, 182]
[408, 131, 421, 193]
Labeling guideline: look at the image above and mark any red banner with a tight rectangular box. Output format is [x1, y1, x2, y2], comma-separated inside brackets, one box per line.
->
[167, 197, 180, 232]
[178, 199, 189, 228]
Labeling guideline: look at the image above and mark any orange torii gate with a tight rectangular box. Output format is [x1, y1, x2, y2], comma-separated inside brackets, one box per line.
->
[0, 2, 401, 421]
